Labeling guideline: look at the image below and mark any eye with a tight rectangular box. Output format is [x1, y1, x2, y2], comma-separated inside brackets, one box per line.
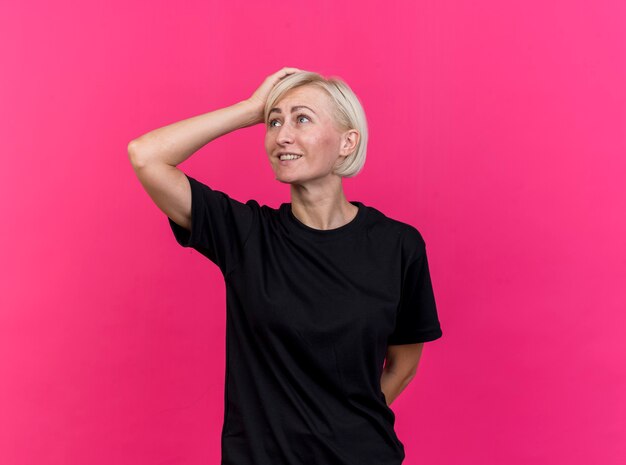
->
[268, 114, 311, 128]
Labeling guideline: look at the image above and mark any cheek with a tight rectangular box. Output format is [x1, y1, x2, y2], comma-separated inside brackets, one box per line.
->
[314, 133, 342, 159]
[307, 131, 335, 151]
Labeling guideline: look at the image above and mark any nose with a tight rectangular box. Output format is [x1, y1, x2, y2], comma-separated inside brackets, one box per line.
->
[276, 122, 295, 145]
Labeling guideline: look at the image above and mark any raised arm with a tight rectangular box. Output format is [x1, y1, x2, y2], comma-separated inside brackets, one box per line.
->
[127, 99, 262, 230]
[127, 67, 302, 230]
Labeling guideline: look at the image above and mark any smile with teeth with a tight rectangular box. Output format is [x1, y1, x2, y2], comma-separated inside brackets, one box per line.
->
[279, 154, 302, 161]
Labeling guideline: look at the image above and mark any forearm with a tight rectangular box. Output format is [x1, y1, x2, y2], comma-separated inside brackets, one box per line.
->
[380, 367, 414, 406]
[128, 99, 262, 167]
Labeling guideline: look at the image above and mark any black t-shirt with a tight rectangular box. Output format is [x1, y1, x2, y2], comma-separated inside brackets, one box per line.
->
[167, 173, 442, 465]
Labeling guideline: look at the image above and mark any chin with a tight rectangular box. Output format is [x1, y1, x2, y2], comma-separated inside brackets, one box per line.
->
[274, 175, 298, 185]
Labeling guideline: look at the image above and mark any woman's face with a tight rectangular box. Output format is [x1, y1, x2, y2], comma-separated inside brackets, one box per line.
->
[264, 85, 352, 185]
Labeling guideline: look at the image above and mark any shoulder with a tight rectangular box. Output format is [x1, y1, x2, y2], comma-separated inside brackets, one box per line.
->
[394, 220, 426, 261]
[185, 174, 262, 209]
[364, 204, 426, 258]
[363, 204, 425, 241]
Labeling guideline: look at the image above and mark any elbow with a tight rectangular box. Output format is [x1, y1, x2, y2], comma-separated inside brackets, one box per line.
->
[127, 139, 148, 167]
[127, 136, 172, 168]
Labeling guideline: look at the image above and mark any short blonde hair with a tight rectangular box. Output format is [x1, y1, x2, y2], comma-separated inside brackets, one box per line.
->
[264, 71, 368, 178]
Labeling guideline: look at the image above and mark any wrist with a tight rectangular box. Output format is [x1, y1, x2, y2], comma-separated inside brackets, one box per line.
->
[238, 99, 265, 127]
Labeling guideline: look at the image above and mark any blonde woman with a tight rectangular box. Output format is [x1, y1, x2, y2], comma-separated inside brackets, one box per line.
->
[128, 67, 442, 465]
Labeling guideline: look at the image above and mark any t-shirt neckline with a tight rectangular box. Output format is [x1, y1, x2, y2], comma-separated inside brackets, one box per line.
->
[281, 201, 368, 241]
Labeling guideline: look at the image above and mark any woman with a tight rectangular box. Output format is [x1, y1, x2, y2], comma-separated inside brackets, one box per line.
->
[128, 67, 442, 465]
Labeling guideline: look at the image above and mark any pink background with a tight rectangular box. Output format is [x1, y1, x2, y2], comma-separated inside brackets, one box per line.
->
[1, 1, 625, 464]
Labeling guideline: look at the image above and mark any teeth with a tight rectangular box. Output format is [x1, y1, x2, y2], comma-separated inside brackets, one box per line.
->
[279, 154, 302, 160]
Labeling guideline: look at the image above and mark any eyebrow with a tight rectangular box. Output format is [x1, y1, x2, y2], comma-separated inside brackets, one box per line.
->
[268, 105, 317, 117]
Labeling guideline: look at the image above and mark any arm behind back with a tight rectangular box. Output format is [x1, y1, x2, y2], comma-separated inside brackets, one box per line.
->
[128, 148, 192, 231]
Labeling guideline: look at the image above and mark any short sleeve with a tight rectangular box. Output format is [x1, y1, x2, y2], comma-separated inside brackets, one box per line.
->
[387, 228, 443, 345]
[167, 173, 257, 277]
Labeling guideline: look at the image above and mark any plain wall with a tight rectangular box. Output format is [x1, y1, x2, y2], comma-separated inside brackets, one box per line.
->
[1, 0, 624, 464]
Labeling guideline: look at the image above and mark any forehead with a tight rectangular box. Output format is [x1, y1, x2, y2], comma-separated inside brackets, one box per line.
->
[275, 85, 331, 111]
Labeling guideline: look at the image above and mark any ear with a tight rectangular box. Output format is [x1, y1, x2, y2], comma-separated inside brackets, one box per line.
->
[339, 129, 360, 156]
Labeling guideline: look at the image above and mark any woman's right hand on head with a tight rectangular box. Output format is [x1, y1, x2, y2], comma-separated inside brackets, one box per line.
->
[245, 67, 304, 124]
